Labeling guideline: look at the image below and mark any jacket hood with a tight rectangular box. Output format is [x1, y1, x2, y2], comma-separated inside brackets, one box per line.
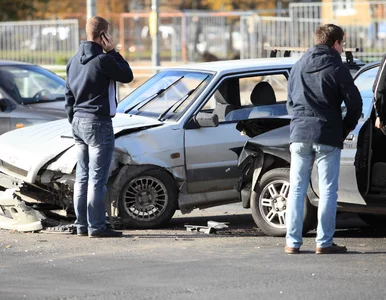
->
[301, 44, 342, 73]
[77, 41, 103, 65]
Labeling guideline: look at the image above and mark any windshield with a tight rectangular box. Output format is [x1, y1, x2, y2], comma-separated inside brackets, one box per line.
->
[117, 70, 213, 120]
[0, 65, 65, 104]
[341, 65, 379, 119]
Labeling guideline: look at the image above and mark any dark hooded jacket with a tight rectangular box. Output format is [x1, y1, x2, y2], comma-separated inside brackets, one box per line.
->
[287, 44, 362, 148]
[65, 41, 133, 123]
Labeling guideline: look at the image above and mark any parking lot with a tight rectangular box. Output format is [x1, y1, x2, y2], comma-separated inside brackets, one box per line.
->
[1, 205, 386, 300]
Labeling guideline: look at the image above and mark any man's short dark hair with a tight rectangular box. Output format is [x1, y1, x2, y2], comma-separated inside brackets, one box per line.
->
[315, 24, 345, 47]
[86, 16, 109, 41]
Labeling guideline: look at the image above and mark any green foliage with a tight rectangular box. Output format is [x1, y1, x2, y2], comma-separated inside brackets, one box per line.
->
[0, 50, 73, 64]
[55, 55, 70, 65]
[0, 0, 50, 21]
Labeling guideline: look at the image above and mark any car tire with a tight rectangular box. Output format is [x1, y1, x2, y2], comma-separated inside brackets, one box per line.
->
[118, 168, 178, 229]
[251, 168, 317, 237]
[358, 213, 386, 228]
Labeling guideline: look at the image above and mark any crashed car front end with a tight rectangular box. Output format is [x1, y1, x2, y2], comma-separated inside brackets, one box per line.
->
[0, 114, 173, 230]
[236, 119, 291, 209]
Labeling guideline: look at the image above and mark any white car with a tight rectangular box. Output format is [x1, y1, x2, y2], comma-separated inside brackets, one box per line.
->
[0, 57, 363, 230]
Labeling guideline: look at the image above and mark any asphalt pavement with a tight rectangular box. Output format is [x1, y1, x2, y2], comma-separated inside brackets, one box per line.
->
[1, 204, 386, 300]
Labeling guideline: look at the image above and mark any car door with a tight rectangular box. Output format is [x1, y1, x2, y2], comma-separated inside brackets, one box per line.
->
[310, 119, 369, 205]
[184, 70, 290, 195]
[310, 65, 378, 205]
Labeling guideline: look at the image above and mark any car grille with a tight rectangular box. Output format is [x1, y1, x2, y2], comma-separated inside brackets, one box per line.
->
[2, 161, 28, 177]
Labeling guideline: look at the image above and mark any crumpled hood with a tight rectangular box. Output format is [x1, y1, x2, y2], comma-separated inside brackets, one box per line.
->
[0, 114, 162, 183]
[301, 44, 342, 73]
[77, 41, 103, 65]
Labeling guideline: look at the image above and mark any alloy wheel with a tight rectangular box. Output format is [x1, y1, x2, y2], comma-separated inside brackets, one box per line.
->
[122, 176, 168, 221]
[258, 179, 289, 229]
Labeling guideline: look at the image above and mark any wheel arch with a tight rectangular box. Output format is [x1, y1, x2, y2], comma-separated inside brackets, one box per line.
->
[252, 153, 290, 193]
[106, 164, 179, 218]
[242, 152, 290, 209]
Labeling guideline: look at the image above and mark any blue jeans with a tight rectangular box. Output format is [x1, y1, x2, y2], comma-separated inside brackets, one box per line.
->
[286, 142, 341, 248]
[71, 117, 114, 235]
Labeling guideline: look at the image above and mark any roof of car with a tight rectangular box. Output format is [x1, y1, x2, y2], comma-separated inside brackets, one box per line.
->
[0, 60, 34, 66]
[169, 57, 300, 74]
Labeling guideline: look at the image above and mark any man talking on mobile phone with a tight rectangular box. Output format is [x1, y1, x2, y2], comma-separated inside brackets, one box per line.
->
[65, 16, 133, 238]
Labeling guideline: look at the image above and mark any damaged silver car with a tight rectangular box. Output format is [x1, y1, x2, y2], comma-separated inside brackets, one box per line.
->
[0, 58, 300, 230]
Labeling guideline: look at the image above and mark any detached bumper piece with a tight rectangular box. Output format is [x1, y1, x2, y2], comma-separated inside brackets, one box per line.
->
[0, 189, 45, 232]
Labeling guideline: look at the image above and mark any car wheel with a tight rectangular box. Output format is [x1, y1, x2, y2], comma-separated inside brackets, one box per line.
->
[251, 168, 317, 237]
[358, 214, 386, 228]
[118, 168, 178, 229]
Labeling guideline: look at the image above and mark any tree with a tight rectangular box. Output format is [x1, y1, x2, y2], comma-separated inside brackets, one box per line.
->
[0, 0, 50, 21]
[189, 0, 276, 12]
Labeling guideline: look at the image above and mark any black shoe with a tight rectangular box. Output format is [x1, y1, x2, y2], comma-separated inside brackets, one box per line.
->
[88, 228, 123, 238]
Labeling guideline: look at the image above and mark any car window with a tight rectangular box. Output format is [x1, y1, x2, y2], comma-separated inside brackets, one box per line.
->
[342, 65, 379, 119]
[200, 73, 288, 123]
[0, 65, 65, 104]
[239, 74, 288, 104]
[117, 70, 212, 121]
[354, 66, 378, 94]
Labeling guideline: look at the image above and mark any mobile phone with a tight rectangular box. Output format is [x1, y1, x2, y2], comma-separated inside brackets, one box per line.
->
[100, 32, 107, 40]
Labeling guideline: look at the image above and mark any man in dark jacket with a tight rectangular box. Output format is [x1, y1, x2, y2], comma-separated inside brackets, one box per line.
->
[285, 24, 362, 254]
[65, 16, 133, 238]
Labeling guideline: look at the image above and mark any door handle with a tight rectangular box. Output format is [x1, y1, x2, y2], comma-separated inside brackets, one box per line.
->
[345, 134, 354, 141]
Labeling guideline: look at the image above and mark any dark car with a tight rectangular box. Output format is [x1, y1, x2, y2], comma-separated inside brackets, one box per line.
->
[236, 61, 383, 236]
[0, 60, 67, 135]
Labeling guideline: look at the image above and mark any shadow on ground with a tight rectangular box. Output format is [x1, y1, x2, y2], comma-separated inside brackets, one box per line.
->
[126, 212, 386, 239]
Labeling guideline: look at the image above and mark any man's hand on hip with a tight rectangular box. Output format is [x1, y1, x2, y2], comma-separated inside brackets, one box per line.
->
[375, 116, 383, 129]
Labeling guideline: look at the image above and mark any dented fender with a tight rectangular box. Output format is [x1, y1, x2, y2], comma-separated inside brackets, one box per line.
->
[238, 149, 277, 208]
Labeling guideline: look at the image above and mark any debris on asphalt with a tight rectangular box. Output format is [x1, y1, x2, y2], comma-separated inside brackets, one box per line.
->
[185, 225, 216, 234]
[185, 221, 229, 234]
[41, 223, 76, 234]
[207, 221, 229, 229]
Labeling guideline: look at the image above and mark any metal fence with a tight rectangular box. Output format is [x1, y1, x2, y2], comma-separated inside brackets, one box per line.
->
[119, 11, 247, 62]
[0, 19, 79, 64]
[118, 2, 386, 63]
[2, 2, 386, 65]
[247, 1, 386, 62]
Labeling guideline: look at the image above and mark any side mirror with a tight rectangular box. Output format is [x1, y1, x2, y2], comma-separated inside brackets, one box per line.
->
[195, 112, 219, 127]
[0, 98, 11, 112]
